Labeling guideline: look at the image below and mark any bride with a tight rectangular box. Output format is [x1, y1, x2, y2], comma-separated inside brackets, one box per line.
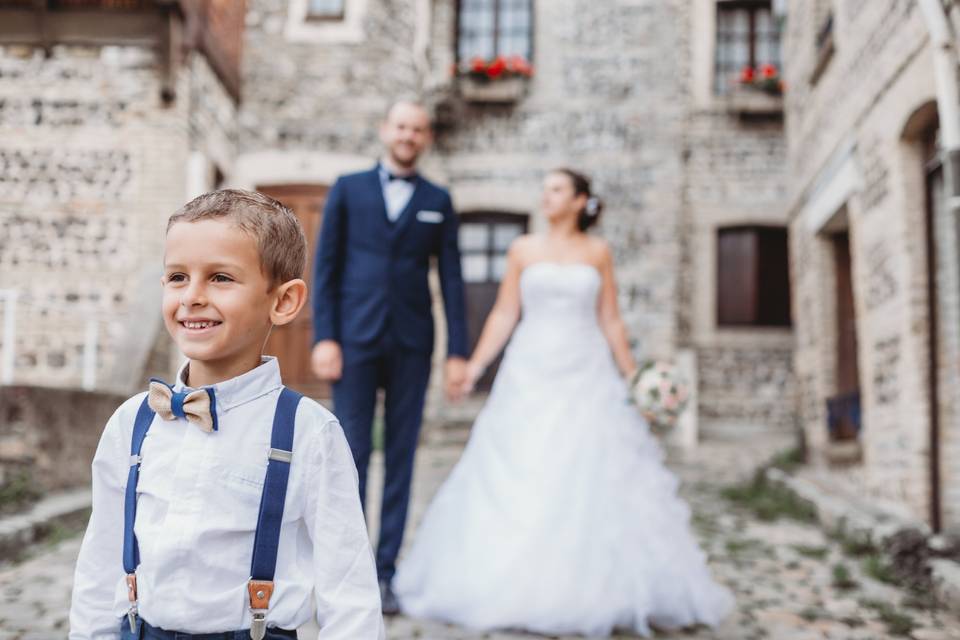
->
[393, 169, 734, 637]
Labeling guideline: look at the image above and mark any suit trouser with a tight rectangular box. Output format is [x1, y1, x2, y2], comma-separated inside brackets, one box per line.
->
[333, 342, 432, 582]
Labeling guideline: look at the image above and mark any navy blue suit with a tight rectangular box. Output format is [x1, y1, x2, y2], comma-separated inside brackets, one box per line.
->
[313, 165, 467, 581]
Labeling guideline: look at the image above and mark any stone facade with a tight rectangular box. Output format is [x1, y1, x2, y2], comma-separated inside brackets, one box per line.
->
[235, 0, 795, 435]
[783, 0, 960, 531]
[0, 15, 238, 395]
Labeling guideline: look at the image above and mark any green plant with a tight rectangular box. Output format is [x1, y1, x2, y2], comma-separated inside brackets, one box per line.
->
[862, 554, 898, 585]
[721, 471, 816, 523]
[791, 544, 829, 560]
[831, 563, 858, 590]
[0, 470, 43, 515]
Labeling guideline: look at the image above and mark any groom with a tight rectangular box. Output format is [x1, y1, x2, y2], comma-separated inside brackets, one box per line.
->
[311, 100, 468, 614]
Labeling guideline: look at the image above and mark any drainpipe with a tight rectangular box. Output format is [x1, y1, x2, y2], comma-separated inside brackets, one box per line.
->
[918, 0, 960, 533]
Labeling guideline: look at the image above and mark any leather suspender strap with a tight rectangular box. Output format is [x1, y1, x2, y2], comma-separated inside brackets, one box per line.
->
[122, 395, 156, 630]
[248, 387, 302, 640]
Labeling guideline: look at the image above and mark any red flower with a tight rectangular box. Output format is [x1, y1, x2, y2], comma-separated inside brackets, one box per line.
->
[760, 63, 778, 79]
[504, 56, 530, 76]
[739, 66, 756, 83]
[486, 56, 507, 79]
[470, 57, 487, 73]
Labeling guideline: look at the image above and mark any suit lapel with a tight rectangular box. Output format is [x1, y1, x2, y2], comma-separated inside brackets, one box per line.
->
[366, 168, 390, 222]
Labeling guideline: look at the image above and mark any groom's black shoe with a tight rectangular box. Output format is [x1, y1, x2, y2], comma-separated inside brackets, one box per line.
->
[379, 579, 400, 616]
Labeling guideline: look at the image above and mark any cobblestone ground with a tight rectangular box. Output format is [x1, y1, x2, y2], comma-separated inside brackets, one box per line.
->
[2, 431, 960, 640]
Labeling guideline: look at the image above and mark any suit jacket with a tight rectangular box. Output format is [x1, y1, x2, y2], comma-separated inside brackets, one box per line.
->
[312, 166, 468, 358]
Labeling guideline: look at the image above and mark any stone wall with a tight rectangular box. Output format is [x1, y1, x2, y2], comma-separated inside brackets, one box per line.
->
[784, 0, 960, 530]
[0, 44, 237, 395]
[0, 386, 125, 491]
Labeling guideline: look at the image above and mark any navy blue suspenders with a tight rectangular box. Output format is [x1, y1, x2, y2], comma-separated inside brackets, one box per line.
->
[121, 386, 303, 639]
[123, 395, 156, 633]
[248, 387, 303, 640]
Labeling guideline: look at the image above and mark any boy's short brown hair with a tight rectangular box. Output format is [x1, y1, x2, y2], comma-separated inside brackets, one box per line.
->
[167, 189, 307, 287]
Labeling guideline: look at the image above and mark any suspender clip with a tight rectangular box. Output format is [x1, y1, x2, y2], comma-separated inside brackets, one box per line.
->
[248, 579, 274, 640]
[125, 573, 138, 631]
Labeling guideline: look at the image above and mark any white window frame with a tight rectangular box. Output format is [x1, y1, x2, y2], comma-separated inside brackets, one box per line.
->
[285, 0, 369, 44]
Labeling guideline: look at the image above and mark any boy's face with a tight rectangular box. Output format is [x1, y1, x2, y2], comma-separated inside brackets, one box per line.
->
[162, 219, 276, 381]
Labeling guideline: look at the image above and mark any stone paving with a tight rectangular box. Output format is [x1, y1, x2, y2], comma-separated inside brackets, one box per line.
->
[2, 431, 960, 639]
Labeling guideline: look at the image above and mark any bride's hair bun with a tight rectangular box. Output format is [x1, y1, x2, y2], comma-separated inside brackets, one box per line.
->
[552, 168, 604, 231]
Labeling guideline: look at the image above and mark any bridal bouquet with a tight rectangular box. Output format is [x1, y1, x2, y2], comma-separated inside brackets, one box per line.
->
[628, 360, 690, 431]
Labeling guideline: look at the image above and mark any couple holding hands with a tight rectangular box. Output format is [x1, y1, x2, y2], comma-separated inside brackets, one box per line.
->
[310, 100, 733, 636]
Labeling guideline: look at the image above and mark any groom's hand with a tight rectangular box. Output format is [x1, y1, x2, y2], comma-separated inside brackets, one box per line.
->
[444, 357, 468, 403]
[311, 340, 343, 382]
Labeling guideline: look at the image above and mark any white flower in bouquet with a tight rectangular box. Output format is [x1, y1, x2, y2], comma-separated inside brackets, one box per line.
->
[628, 360, 690, 431]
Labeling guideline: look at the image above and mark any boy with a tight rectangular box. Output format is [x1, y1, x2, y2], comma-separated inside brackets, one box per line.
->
[69, 190, 385, 639]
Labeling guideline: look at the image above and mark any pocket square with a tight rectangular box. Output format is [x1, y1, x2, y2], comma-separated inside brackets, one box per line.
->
[416, 210, 444, 224]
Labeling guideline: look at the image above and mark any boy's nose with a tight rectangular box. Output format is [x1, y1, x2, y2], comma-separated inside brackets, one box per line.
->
[180, 283, 208, 307]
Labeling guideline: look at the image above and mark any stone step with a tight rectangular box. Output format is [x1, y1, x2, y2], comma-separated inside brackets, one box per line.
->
[0, 489, 91, 563]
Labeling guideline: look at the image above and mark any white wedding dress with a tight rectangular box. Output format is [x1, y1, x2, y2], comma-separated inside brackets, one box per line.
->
[394, 262, 734, 637]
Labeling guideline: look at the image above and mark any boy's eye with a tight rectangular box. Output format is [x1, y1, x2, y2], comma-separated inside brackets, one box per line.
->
[212, 273, 234, 283]
[166, 273, 186, 283]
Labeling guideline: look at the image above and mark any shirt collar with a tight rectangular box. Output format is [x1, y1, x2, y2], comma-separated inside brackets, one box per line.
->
[377, 160, 418, 184]
[174, 356, 283, 414]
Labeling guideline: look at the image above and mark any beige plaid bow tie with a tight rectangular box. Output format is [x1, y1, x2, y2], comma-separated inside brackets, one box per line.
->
[147, 380, 218, 432]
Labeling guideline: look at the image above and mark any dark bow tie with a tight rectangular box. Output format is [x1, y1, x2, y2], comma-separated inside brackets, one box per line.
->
[387, 172, 417, 183]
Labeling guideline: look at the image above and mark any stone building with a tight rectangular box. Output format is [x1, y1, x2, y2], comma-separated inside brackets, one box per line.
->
[783, 0, 960, 532]
[0, 0, 242, 393]
[0, 0, 242, 488]
[0, 0, 796, 480]
[233, 0, 795, 437]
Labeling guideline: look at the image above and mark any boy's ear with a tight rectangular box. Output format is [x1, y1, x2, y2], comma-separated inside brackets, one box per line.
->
[270, 279, 308, 327]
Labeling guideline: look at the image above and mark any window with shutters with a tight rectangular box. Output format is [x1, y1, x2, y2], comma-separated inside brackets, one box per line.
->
[717, 226, 791, 327]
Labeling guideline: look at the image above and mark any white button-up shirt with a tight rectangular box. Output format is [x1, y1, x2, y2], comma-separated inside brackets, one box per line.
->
[69, 357, 385, 639]
[378, 163, 416, 222]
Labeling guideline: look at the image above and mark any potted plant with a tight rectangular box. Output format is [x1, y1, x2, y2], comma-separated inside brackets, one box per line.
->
[723, 63, 784, 115]
[455, 55, 534, 103]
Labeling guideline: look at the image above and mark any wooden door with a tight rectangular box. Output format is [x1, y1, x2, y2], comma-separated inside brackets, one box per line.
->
[459, 212, 529, 391]
[258, 184, 329, 399]
[828, 230, 860, 441]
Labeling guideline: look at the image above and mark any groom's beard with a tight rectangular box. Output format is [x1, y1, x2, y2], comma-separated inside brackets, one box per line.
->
[388, 145, 421, 171]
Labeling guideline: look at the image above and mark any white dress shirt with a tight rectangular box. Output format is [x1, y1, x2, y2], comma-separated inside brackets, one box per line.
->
[69, 357, 385, 639]
[378, 163, 416, 222]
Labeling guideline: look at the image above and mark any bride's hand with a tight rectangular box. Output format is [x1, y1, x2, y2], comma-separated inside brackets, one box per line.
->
[460, 361, 485, 396]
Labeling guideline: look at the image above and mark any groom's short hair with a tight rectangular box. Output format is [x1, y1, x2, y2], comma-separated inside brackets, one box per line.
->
[166, 189, 307, 288]
[384, 99, 431, 126]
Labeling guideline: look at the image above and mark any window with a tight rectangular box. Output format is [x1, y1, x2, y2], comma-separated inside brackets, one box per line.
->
[714, 1, 781, 94]
[458, 0, 533, 62]
[717, 226, 791, 327]
[307, 0, 344, 20]
[459, 214, 525, 283]
[459, 212, 528, 391]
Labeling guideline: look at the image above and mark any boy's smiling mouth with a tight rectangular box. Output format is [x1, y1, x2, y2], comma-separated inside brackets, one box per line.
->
[179, 319, 223, 330]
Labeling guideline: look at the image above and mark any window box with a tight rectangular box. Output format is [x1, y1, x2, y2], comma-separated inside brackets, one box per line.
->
[458, 74, 528, 103]
[721, 84, 783, 115]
